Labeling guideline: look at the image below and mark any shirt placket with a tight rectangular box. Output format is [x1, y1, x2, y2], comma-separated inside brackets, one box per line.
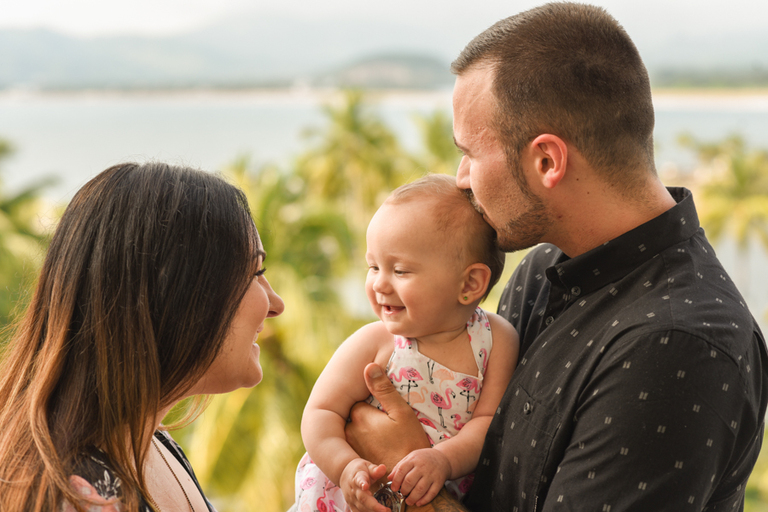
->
[542, 265, 582, 328]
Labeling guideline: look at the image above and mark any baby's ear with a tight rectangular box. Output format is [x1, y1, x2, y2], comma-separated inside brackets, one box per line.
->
[459, 263, 492, 304]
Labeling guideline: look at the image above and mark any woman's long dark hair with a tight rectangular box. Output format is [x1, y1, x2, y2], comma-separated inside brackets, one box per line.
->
[0, 163, 261, 511]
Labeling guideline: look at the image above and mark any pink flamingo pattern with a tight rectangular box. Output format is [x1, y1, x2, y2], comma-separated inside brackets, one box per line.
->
[457, 376, 481, 413]
[451, 412, 467, 431]
[430, 388, 456, 428]
[294, 307, 493, 510]
[389, 366, 424, 404]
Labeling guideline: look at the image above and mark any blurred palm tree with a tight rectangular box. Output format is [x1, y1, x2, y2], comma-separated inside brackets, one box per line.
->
[296, 89, 418, 241]
[173, 91, 463, 511]
[414, 109, 462, 176]
[678, 134, 768, 293]
[171, 91, 479, 511]
[0, 138, 57, 332]
[679, 134, 768, 510]
[174, 158, 360, 511]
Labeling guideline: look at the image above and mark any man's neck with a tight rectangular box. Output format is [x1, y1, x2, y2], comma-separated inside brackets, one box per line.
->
[546, 177, 677, 258]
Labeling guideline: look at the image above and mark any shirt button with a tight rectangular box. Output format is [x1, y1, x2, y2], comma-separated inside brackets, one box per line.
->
[571, 286, 581, 296]
[545, 316, 554, 326]
[523, 402, 533, 414]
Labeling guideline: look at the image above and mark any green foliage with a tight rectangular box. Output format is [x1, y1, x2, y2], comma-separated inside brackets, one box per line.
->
[679, 133, 768, 510]
[4, 95, 767, 511]
[414, 109, 462, 176]
[679, 133, 768, 250]
[171, 90, 463, 511]
[747, 432, 768, 511]
[0, 138, 57, 332]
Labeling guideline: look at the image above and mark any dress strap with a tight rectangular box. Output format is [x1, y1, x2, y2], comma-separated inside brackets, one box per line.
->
[467, 307, 493, 377]
[384, 339, 400, 373]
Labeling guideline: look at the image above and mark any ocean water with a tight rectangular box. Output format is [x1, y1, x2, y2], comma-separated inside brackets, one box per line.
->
[1, 88, 767, 325]
[1, 89, 768, 199]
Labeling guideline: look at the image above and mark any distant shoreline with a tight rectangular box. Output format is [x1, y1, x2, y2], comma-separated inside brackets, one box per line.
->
[2, 85, 768, 96]
[0, 87, 453, 105]
[2, 86, 768, 113]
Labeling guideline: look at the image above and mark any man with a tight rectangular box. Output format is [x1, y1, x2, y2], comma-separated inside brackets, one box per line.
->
[345, 2, 768, 511]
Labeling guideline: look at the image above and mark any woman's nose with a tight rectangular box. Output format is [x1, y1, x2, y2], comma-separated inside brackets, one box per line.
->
[264, 279, 285, 317]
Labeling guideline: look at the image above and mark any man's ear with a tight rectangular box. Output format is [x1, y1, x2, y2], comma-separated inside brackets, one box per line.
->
[528, 134, 568, 189]
[459, 263, 492, 304]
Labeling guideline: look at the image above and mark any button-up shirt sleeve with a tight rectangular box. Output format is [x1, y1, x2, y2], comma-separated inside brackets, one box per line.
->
[465, 189, 768, 512]
[540, 329, 764, 512]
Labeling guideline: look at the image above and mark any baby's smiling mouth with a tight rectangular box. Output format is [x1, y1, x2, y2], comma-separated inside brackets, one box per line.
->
[381, 304, 405, 314]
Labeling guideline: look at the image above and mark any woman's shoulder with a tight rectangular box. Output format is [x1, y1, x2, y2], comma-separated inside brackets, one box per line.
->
[66, 446, 151, 512]
[71, 448, 123, 499]
[64, 474, 124, 512]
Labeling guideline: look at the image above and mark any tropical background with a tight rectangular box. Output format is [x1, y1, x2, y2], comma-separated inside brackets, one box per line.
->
[2, 0, 768, 511]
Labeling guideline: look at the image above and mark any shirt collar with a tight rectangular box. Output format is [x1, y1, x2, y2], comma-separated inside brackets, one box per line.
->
[548, 187, 700, 295]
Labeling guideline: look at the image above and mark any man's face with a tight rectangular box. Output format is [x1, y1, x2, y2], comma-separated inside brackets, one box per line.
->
[453, 64, 550, 253]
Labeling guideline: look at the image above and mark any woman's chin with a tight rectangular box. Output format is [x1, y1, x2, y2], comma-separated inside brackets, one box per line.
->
[246, 344, 263, 387]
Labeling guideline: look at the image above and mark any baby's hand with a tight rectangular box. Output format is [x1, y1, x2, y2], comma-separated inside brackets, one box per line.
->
[388, 448, 451, 507]
[340, 458, 389, 512]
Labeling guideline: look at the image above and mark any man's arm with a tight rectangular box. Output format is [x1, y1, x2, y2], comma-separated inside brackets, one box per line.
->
[345, 364, 471, 512]
[537, 331, 762, 511]
[406, 489, 470, 512]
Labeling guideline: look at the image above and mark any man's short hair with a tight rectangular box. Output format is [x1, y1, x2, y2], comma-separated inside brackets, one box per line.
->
[452, 2, 656, 192]
[385, 173, 505, 301]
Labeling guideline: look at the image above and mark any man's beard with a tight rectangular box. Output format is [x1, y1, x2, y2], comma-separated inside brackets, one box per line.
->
[497, 200, 549, 252]
[464, 188, 549, 253]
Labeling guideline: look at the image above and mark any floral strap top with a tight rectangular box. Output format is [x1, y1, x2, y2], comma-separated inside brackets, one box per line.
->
[64, 430, 217, 512]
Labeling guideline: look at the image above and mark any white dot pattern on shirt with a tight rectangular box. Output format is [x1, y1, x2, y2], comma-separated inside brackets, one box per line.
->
[469, 193, 764, 512]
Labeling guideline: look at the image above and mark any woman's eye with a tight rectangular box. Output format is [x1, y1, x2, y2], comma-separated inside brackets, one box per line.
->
[255, 267, 267, 277]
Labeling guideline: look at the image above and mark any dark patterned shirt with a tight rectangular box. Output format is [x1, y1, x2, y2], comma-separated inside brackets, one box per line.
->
[70, 430, 217, 512]
[465, 188, 768, 512]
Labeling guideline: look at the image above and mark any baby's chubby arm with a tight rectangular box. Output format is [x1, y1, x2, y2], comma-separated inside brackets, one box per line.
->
[301, 322, 395, 511]
[388, 313, 519, 506]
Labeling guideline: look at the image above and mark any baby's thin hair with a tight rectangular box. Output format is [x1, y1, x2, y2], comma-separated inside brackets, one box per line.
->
[385, 174, 505, 300]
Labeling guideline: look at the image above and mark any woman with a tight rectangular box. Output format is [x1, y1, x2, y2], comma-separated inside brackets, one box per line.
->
[0, 162, 284, 511]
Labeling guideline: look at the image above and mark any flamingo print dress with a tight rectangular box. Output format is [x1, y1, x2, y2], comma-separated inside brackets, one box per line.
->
[294, 307, 493, 511]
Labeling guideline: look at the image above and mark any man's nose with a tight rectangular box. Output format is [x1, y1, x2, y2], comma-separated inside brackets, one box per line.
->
[456, 155, 471, 190]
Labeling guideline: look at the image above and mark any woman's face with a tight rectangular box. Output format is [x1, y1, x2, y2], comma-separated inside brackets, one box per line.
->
[190, 248, 284, 395]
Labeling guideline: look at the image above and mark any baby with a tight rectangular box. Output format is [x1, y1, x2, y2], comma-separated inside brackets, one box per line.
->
[294, 174, 519, 511]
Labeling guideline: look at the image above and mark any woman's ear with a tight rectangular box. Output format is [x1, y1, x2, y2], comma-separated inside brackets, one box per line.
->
[459, 263, 492, 304]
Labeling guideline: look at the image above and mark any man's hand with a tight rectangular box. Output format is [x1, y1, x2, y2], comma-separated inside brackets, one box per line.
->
[389, 448, 452, 507]
[340, 458, 389, 512]
[345, 363, 431, 470]
[345, 363, 470, 512]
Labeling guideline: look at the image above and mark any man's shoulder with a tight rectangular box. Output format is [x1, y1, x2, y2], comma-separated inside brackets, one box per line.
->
[501, 244, 561, 296]
[519, 244, 562, 271]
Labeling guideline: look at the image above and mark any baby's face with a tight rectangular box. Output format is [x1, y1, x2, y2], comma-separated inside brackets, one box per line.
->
[365, 201, 469, 340]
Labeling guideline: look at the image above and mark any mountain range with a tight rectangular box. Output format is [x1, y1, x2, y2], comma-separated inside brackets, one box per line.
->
[1, 13, 767, 90]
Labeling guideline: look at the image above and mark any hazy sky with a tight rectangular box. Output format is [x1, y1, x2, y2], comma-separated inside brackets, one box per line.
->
[2, 0, 767, 41]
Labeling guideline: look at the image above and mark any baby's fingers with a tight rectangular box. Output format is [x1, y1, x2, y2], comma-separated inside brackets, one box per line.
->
[387, 459, 414, 492]
[349, 485, 389, 512]
[353, 463, 387, 492]
[368, 463, 388, 485]
[412, 481, 444, 507]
